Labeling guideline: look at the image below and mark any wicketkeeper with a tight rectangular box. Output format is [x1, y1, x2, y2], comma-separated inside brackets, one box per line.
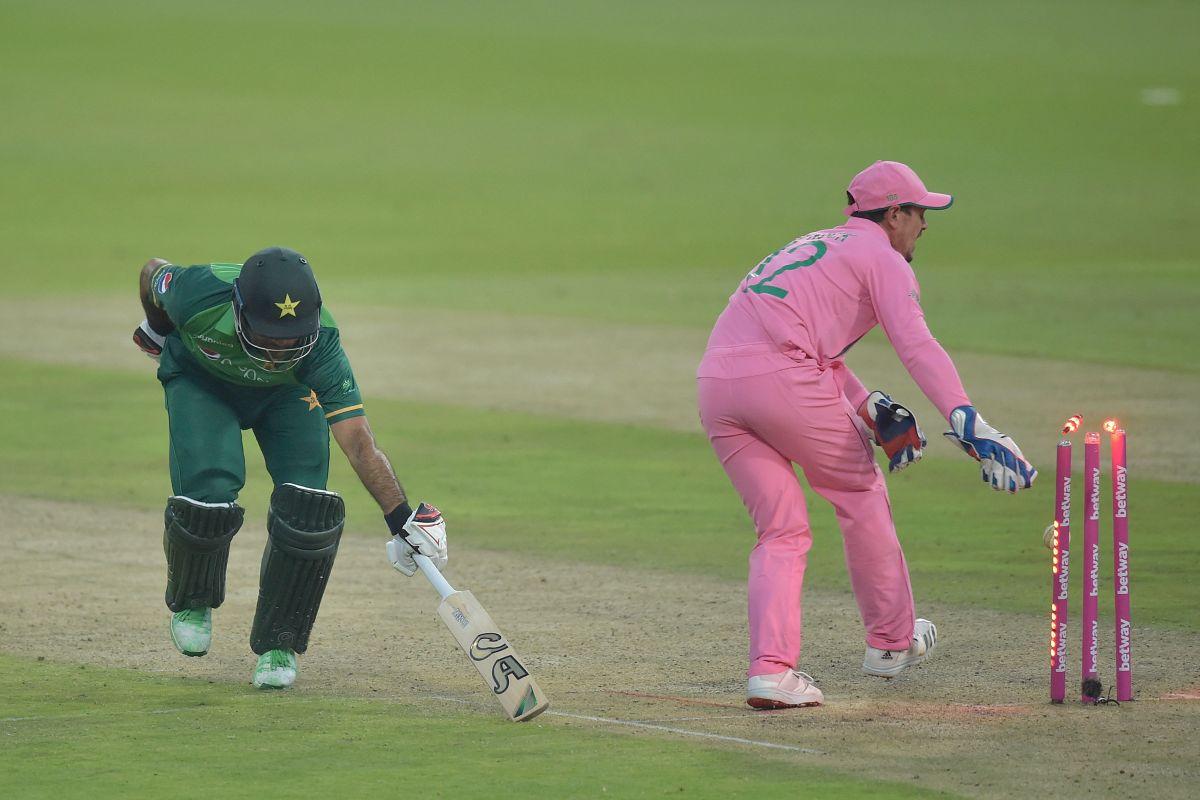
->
[697, 161, 1037, 709]
[135, 246, 448, 688]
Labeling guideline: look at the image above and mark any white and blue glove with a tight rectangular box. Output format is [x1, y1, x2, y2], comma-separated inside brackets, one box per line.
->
[943, 406, 1037, 493]
[857, 390, 926, 472]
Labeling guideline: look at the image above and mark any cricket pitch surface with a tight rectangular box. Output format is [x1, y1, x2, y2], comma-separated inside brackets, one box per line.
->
[2, 495, 1198, 799]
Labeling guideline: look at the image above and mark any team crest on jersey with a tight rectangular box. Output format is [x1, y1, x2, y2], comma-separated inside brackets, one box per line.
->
[156, 271, 173, 294]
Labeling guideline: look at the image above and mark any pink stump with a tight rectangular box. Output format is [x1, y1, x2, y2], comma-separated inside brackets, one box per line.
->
[1111, 429, 1132, 701]
[1050, 440, 1072, 704]
[1081, 433, 1101, 702]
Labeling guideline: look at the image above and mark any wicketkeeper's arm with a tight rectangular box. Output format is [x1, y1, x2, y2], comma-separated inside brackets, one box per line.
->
[835, 362, 870, 411]
[863, 253, 970, 420]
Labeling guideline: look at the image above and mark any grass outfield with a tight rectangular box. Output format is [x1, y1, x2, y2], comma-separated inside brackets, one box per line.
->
[1, 0, 1198, 797]
[3, 0, 1198, 371]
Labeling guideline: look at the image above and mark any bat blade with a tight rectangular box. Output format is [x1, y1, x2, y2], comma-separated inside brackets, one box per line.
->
[435, 589, 549, 721]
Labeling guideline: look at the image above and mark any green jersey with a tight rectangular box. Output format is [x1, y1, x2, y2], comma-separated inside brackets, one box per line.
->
[150, 262, 364, 422]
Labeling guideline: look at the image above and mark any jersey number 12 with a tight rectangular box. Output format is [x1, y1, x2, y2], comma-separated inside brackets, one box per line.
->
[744, 240, 828, 299]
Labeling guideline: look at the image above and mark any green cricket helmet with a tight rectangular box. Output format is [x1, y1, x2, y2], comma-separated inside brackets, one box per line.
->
[232, 246, 322, 372]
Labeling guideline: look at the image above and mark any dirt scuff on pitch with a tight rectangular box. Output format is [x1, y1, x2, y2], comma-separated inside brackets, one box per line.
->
[2, 495, 1198, 799]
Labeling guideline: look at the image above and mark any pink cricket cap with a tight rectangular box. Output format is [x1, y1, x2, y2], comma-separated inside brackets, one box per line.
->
[843, 160, 954, 216]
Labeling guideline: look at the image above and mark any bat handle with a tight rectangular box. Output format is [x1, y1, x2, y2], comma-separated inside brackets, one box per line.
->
[414, 553, 457, 600]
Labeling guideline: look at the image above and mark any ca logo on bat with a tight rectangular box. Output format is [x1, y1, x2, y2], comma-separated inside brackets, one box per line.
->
[470, 633, 530, 694]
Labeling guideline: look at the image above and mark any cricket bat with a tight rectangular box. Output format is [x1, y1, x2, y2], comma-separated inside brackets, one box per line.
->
[412, 553, 549, 722]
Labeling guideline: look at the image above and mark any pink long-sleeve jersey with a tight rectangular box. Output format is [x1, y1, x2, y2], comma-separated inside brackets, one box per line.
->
[697, 216, 970, 420]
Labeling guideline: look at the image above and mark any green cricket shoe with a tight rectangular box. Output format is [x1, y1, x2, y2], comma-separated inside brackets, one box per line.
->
[253, 649, 298, 689]
[169, 607, 212, 657]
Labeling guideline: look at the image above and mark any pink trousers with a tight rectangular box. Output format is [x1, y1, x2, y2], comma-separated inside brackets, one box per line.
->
[697, 366, 915, 677]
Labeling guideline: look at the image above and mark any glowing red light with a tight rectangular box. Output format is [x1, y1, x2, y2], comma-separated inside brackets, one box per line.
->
[1062, 414, 1083, 434]
[1103, 418, 1119, 434]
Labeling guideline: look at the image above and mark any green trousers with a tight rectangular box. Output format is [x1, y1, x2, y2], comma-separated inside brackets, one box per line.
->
[159, 354, 330, 503]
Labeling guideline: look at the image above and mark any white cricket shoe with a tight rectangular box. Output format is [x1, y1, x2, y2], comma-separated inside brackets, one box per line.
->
[862, 618, 938, 678]
[253, 649, 298, 689]
[169, 607, 212, 657]
[746, 670, 824, 709]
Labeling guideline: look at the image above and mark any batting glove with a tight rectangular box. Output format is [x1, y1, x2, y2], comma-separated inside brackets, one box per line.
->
[943, 406, 1037, 493]
[385, 502, 448, 576]
[132, 319, 167, 361]
[857, 390, 926, 472]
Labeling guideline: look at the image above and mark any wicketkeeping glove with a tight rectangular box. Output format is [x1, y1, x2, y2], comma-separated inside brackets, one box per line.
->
[384, 502, 448, 576]
[943, 406, 1037, 493]
[857, 390, 926, 472]
[132, 319, 167, 361]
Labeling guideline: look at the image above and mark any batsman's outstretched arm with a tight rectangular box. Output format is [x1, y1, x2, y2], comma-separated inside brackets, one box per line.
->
[331, 415, 448, 573]
[331, 415, 407, 511]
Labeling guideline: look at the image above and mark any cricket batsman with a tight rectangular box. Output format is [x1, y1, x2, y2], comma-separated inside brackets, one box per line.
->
[697, 161, 1037, 709]
[134, 246, 447, 688]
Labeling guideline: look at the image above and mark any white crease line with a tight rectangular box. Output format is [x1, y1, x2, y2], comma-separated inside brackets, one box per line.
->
[430, 695, 823, 755]
[636, 715, 760, 723]
[548, 710, 823, 754]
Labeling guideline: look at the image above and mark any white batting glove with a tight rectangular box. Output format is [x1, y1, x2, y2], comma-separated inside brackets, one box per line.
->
[385, 502, 447, 576]
[943, 406, 1037, 493]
